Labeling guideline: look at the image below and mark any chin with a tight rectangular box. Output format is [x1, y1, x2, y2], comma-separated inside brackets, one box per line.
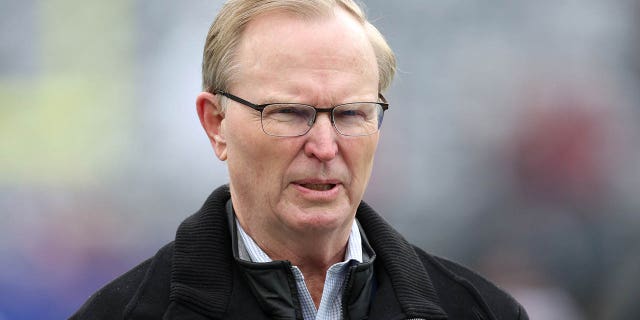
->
[284, 204, 353, 233]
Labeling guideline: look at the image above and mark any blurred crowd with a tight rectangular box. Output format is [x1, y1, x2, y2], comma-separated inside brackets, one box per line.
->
[2, 0, 640, 319]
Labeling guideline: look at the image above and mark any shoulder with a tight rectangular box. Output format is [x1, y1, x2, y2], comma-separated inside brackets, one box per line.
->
[412, 246, 529, 320]
[70, 243, 174, 320]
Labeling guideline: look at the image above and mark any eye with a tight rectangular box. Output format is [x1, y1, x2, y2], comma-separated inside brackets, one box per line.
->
[264, 104, 314, 121]
[338, 109, 363, 117]
[335, 104, 372, 120]
[273, 107, 298, 114]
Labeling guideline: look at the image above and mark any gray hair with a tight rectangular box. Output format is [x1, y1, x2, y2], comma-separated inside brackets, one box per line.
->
[202, 0, 396, 98]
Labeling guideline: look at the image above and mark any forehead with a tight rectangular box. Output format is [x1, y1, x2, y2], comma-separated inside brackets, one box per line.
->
[232, 7, 379, 100]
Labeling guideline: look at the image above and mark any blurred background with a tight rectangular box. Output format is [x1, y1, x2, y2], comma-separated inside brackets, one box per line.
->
[2, 0, 640, 319]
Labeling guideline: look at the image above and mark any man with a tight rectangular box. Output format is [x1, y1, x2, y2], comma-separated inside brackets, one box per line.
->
[72, 0, 528, 319]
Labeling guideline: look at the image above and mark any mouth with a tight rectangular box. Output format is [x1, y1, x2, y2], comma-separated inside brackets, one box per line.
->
[299, 183, 337, 191]
[292, 180, 342, 200]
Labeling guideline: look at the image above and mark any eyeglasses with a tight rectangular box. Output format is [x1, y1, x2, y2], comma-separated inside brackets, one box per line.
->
[214, 90, 389, 137]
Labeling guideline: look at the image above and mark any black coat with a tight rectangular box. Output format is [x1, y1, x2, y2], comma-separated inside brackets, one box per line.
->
[71, 185, 528, 320]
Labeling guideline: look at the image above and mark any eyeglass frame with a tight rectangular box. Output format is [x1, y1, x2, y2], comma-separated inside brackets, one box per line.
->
[212, 89, 389, 137]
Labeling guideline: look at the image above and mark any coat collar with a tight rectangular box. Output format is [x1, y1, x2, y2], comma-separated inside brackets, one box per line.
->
[356, 200, 447, 319]
[168, 185, 447, 319]
[227, 198, 377, 320]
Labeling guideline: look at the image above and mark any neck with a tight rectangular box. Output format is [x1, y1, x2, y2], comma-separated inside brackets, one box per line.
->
[237, 218, 353, 308]
[246, 224, 350, 267]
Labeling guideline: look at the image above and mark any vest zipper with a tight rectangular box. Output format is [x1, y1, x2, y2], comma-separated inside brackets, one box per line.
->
[340, 265, 357, 319]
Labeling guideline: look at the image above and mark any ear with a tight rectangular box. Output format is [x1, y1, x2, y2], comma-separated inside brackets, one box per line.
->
[196, 91, 228, 161]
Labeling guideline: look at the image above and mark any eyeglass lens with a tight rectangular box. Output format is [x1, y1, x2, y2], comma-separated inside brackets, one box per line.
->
[260, 103, 383, 137]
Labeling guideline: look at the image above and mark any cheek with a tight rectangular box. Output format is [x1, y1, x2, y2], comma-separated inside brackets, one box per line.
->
[228, 137, 267, 180]
[224, 120, 266, 183]
[344, 137, 379, 180]
[227, 129, 301, 186]
[225, 113, 263, 163]
[357, 135, 379, 162]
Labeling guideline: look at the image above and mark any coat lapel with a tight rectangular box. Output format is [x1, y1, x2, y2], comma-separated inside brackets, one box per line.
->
[169, 185, 235, 319]
[356, 201, 448, 319]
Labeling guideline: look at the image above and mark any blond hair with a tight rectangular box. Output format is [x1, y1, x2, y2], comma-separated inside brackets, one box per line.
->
[202, 0, 396, 95]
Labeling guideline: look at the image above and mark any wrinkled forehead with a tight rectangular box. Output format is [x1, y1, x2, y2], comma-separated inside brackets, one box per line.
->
[233, 7, 378, 90]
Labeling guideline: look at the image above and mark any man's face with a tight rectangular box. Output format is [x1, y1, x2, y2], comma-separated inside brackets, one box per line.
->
[217, 8, 380, 239]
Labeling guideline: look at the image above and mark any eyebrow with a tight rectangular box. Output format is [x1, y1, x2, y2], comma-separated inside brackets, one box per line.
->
[260, 93, 380, 106]
[259, 92, 306, 104]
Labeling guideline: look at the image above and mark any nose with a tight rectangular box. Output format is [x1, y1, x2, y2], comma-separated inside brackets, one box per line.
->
[303, 112, 338, 162]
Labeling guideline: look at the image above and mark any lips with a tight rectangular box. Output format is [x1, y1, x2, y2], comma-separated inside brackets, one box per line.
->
[292, 179, 341, 201]
[300, 183, 336, 191]
[293, 178, 341, 192]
